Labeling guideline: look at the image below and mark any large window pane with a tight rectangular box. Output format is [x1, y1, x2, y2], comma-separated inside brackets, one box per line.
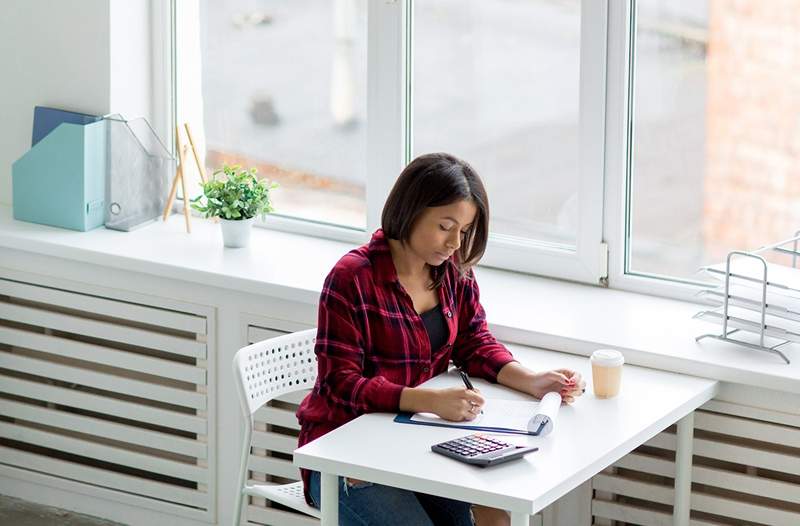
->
[197, 0, 367, 229]
[628, 0, 800, 281]
[413, 0, 581, 246]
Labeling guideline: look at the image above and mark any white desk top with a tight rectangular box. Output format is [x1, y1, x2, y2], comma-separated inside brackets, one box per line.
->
[293, 345, 718, 515]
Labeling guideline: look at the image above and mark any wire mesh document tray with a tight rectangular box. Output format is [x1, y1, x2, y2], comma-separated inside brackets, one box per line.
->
[694, 232, 800, 364]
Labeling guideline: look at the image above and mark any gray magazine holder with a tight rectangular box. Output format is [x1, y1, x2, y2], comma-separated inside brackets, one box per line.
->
[105, 114, 174, 231]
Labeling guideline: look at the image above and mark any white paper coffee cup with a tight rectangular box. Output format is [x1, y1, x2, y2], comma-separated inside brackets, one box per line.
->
[590, 349, 624, 398]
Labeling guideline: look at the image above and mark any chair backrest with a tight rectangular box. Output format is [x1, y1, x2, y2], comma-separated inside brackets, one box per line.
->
[232, 328, 318, 416]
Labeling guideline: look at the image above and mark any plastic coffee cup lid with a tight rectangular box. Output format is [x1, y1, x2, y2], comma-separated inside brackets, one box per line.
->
[591, 349, 624, 367]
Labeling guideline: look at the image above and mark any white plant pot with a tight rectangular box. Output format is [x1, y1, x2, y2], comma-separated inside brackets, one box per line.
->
[220, 217, 255, 248]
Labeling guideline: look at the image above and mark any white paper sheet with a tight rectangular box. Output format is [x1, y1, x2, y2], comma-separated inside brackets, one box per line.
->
[410, 392, 562, 435]
[703, 259, 800, 295]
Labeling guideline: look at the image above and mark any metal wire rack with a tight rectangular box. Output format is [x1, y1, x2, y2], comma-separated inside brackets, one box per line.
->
[694, 231, 800, 364]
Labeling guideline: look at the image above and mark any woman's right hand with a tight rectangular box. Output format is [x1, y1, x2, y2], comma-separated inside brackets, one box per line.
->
[430, 387, 485, 421]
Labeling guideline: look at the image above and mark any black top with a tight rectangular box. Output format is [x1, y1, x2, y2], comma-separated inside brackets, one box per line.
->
[420, 304, 448, 351]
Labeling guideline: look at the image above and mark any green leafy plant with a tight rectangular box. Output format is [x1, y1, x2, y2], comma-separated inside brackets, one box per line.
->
[191, 164, 278, 220]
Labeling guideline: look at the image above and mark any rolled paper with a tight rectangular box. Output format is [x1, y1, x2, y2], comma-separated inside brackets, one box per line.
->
[527, 391, 562, 436]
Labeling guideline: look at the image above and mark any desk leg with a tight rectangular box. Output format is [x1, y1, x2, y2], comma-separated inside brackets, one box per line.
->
[510, 511, 529, 526]
[320, 472, 339, 526]
[673, 412, 694, 526]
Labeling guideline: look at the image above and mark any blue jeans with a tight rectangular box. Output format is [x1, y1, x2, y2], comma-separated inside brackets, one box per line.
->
[309, 471, 474, 526]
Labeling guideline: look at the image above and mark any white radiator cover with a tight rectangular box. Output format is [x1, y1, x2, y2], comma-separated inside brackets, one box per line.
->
[0, 278, 216, 523]
[592, 400, 800, 526]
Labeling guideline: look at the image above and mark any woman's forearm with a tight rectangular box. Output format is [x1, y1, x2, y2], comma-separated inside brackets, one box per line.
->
[399, 386, 437, 413]
[497, 361, 583, 402]
[496, 361, 537, 396]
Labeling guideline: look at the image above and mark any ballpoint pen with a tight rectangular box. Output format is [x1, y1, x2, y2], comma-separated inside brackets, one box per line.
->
[458, 368, 483, 414]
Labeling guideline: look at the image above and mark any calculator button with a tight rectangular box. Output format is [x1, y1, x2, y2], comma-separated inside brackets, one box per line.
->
[433, 433, 527, 465]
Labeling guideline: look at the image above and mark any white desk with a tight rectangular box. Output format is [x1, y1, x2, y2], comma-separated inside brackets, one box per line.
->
[294, 347, 718, 526]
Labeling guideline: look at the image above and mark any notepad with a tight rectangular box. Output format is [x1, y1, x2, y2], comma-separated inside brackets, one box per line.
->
[411, 399, 537, 429]
[396, 392, 562, 436]
[32, 106, 101, 147]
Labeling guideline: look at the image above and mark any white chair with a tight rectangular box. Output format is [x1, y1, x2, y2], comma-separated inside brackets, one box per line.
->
[232, 328, 321, 525]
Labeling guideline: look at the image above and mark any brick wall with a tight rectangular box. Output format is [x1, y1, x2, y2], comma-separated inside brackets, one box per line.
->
[705, 0, 800, 262]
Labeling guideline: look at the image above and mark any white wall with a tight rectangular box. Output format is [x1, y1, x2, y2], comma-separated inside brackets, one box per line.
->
[0, 0, 157, 207]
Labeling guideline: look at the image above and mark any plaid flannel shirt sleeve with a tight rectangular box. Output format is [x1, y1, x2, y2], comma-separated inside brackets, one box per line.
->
[451, 270, 516, 382]
[314, 270, 406, 414]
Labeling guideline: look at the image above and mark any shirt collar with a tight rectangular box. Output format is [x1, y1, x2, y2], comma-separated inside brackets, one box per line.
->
[368, 229, 399, 284]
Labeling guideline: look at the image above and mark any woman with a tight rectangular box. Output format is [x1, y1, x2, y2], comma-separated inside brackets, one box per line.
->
[296, 153, 586, 525]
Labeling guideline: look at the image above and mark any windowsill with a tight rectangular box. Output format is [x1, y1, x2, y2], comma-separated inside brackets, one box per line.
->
[2, 204, 799, 394]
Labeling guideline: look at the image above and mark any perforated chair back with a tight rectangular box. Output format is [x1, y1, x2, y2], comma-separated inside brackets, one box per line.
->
[231, 328, 320, 525]
[233, 328, 319, 415]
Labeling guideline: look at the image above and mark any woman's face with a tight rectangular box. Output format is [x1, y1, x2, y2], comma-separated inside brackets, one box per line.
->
[407, 199, 478, 267]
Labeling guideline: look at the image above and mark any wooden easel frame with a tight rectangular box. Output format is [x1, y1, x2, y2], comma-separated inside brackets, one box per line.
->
[162, 123, 207, 232]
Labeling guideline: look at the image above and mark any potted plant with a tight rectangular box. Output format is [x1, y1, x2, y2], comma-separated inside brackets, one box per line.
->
[191, 164, 278, 248]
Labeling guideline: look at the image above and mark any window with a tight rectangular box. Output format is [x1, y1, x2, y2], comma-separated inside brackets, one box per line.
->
[177, 0, 608, 283]
[412, 0, 608, 281]
[182, 0, 368, 231]
[619, 0, 800, 289]
[176, 1, 796, 297]
[414, 1, 582, 246]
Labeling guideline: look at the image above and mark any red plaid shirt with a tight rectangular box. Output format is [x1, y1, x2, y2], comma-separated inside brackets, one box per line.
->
[296, 229, 516, 502]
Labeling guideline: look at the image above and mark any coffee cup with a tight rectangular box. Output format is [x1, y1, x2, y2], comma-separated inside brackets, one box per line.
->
[590, 349, 624, 398]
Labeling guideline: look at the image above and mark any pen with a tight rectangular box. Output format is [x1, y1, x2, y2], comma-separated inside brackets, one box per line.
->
[458, 369, 475, 390]
[458, 368, 483, 414]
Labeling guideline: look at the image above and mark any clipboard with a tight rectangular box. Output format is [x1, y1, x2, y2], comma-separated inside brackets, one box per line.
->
[394, 412, 547, 436]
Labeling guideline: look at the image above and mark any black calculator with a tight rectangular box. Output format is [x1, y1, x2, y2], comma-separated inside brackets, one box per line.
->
[431, 434, 538, 467]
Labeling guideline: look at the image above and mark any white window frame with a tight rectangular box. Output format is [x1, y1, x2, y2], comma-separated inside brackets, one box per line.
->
[378, 0, 611, 285]
[151, 0, 176, 161]
[603, 0, 707, 302]
[366, 0, 411, 236]
[472, 0, 609, 284]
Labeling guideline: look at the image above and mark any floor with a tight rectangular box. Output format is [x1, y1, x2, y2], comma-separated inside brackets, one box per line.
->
[0, 494, 126, 526]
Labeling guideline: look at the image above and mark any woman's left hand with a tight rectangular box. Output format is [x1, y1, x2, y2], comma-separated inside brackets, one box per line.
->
[529, 369, 585, 404]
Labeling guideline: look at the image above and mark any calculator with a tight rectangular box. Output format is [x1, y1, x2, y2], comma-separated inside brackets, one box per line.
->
[431, 434, 539, 467]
